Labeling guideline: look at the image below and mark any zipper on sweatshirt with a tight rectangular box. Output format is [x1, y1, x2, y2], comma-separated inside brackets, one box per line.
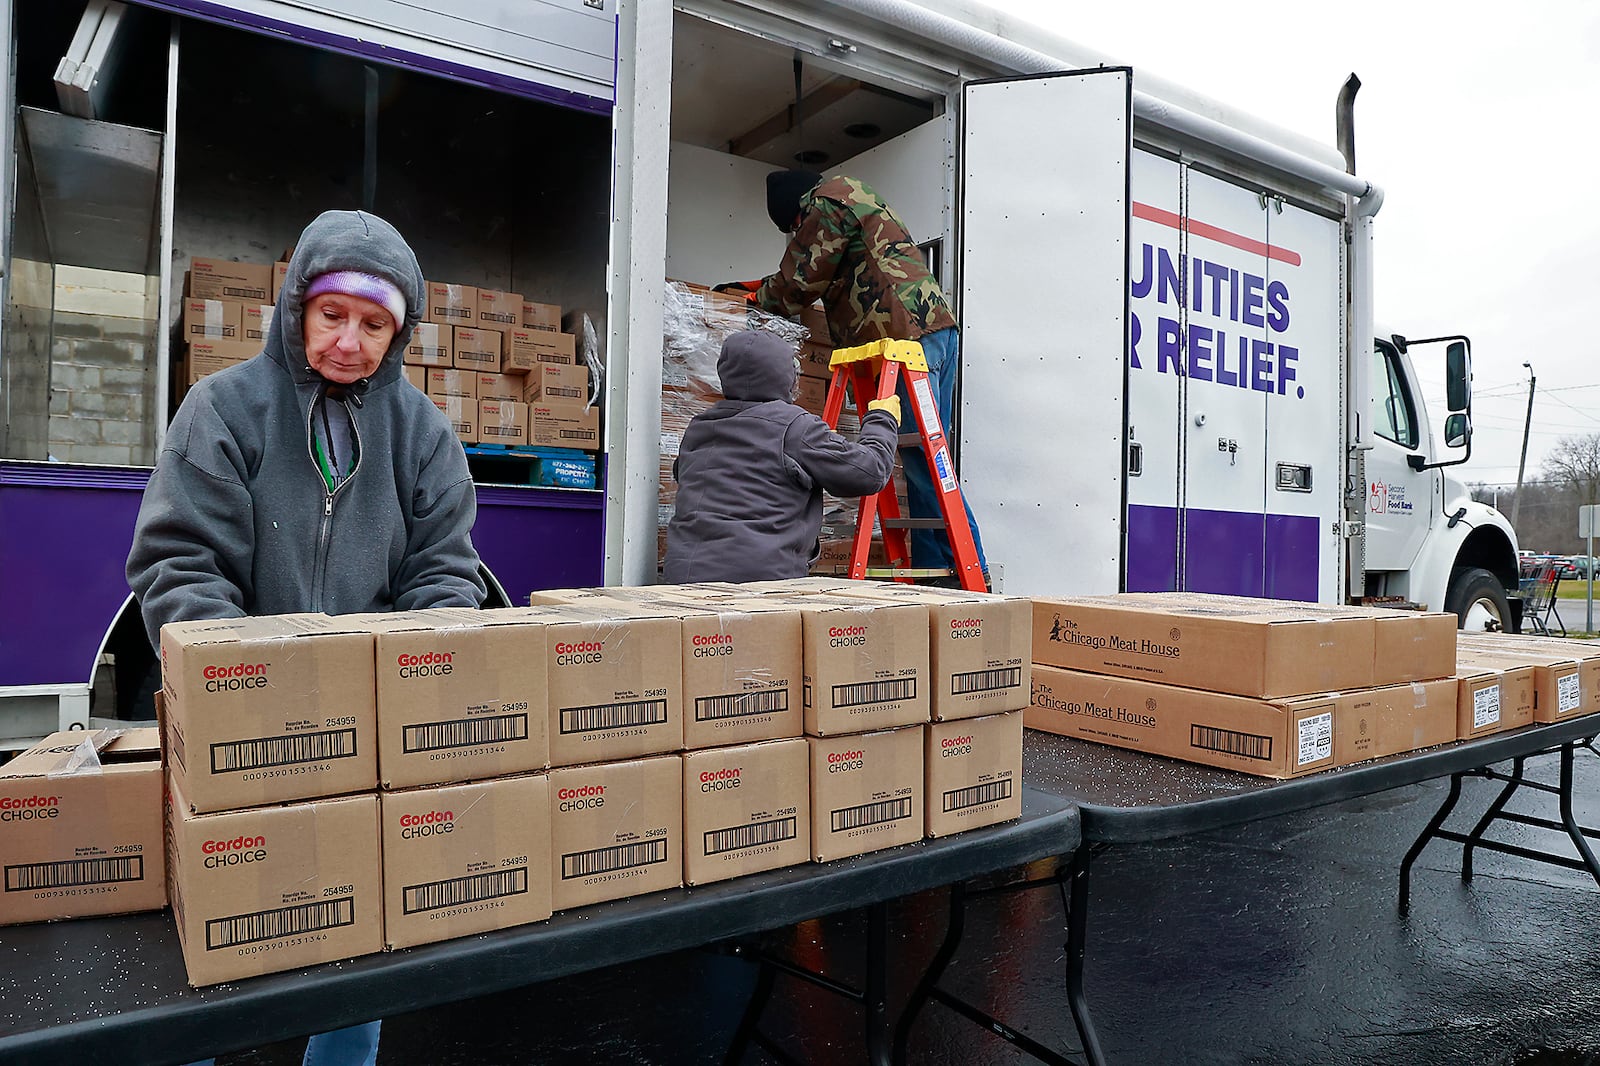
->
[305, 389, 364, 612]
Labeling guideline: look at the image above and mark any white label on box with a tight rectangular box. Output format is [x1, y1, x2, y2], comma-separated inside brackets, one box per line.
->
[1473, 685, 1501, 729]
[1558, 673, 1581, 714]
[660, 434, 680, 458]
[1296, 711, 1333, 766]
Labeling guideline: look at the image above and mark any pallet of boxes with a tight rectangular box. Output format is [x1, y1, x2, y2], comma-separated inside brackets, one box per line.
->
[148, 577, 1029, 986]
[1024, 591, 1600, 778]
[175, 256, 277, 403]
[408, 282, 599, 458]
[657, 282, 898, 575]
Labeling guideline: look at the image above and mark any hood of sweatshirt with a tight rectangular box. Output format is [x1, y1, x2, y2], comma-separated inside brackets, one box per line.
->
[717, 329, 798, 402]
[267, 209, 425, 390]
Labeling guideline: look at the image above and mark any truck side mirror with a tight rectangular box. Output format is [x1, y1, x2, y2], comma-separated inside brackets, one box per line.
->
[1446, 340, 1471, 412]
[1444, 412, 1470, 448]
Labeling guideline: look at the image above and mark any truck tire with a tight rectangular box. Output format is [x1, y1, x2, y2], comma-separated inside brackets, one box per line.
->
[1446, 567, 1511, 632]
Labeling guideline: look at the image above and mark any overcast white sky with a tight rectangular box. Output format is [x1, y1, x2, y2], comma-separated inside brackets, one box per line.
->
[996, 0, 1600, 490]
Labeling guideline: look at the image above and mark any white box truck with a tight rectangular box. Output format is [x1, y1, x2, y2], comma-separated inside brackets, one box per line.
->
[0, 0, 1521, 738]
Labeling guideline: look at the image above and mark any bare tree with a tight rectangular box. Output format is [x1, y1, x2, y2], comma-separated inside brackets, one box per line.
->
[1543, 433, 1600, 508]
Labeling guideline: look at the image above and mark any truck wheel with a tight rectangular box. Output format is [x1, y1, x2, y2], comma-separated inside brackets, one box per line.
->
[1446, 567, 1510, 632]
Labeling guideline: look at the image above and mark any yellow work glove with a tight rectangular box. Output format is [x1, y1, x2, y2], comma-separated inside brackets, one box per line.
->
[866, 396, 901, 425]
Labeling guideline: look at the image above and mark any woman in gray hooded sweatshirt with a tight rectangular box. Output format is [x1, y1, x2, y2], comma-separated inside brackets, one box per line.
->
[663, 328, 900, 582]
[128, 209, 486, 1066]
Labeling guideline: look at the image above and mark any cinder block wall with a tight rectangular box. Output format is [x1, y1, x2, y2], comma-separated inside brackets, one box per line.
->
[47, 267, 159, 467]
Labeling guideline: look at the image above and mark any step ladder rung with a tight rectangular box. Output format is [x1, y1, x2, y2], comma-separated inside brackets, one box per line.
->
[881, 518, 946, 530]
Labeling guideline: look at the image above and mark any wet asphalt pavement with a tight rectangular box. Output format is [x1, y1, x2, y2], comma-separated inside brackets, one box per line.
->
[219, 750, 1600, 1066]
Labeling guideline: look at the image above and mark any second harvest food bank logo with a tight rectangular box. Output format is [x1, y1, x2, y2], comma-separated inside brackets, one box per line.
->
[1369, 481, 1414, 516]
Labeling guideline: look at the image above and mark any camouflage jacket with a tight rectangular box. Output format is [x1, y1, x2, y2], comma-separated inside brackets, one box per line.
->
[753, 176, 956, 347]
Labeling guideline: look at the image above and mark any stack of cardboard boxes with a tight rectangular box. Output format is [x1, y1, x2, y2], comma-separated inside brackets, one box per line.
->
[413, 283, 596, 451]
[1023, 592, 1600, 778]
[175, 257, 276, 401]
[141, 579, 1028, 986]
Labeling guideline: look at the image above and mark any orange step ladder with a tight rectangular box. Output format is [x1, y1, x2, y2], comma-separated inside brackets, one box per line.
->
[820, 338, 985, 591]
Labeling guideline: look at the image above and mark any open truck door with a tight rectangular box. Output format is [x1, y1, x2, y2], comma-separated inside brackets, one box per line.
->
[958, 67, 1132, 597]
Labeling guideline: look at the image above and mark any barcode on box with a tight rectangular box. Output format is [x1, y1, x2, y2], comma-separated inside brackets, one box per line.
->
[831, 678, 916, 708]
[561, 838, 668, 879]
[704, 815, 797, 856]
[546, 385, 583, 400]
[559, 699, 667, 735]
[942, 778, 1012, 813]
[695, 689, 788, 722]
[1190, 724, 1272, 761]
[402, 868, 527, 914]
[6, 856, 144, 892]
[559, 428, 597, 442]
[210, 728, 358, 773]
[222, 284, 266, 300]
[403, 712, 528, 754]
[951, 666, 1022, 695]
[205, 897, 355, 950]
[830, 797, 912, 833]
[537, 353, 566, 364]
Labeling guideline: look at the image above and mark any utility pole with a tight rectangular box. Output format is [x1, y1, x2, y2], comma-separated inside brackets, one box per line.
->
[1512, 361, 1536, 527]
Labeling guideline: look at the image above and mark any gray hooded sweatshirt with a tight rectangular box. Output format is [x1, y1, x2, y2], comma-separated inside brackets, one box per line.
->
[127, 209, 486, 648]
[662, 329, 898, 582]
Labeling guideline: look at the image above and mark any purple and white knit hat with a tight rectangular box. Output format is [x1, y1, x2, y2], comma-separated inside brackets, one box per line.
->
[304, 270, 407, 328]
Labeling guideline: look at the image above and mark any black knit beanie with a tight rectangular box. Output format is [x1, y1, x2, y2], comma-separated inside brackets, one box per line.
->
[766, 169, 823, 231]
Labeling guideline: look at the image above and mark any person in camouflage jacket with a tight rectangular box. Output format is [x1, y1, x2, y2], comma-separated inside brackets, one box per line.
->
[719, 169, 987, 583]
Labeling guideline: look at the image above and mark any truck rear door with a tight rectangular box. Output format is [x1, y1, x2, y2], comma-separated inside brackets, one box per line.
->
[958, 67, 1131, 597]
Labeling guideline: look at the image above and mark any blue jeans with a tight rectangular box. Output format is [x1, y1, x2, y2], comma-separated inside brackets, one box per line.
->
[895, 327, 987, 575]
[186, 1021, 381, 1066]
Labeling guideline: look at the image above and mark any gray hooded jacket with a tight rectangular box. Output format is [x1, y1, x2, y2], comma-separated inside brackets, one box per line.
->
[127, 209, 486, 648]
[662, 330, 897, 582]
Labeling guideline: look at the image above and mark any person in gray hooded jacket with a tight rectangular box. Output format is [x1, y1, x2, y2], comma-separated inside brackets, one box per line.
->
[128, 209, 484, 1066]
[128, 209, 486, 652]
[663, 328, 899, 582]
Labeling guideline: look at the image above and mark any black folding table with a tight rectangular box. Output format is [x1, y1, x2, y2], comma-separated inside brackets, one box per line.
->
[0, 786, 1079, 1066]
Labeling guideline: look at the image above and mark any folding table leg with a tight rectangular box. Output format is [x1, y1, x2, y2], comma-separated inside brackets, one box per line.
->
[865, 902, 891, 1066]
[1557, 743, 1600, 889]
[1399, 772, 1464, 916]
[1066, 846, 1107, 1066]
[722, 953, 777, 1066]
[891, 882, 966, 1065]
[1461, 755, 1527, 883]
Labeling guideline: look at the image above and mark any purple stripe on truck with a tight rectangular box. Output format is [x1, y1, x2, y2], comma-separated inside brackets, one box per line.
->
[1126, 504, 1319, 601]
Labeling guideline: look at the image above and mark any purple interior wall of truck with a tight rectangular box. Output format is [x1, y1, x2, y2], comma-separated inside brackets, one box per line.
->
[0, 463, 604, 686]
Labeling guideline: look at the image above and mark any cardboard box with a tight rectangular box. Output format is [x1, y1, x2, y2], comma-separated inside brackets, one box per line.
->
[1461, 634, 1600, 717]
[506, 329, 576, 372]
[1032, 595, 1376, 699]
[403, 366, 426, 391]
[477, 289, 523, 332]
[356, 609, 551, 789]
[530, 602, 683, 766]
[380, 774, 553, 949]
[797, 303, 830, 343]
[431, 396, 476, 443]
[549, 756, 682, 910]
[405, 322, 453, 367]
[797, 343, 835, 380]
[160, 615, 378, 813]
[790, 596, 929, 736]
[189, 257, 272, 302]
[528, 401, 600, 451]
[479, 399, 528, 447]
[272, 261, 289, 301]
[795, 375, 829, 413]
[534, 593, 802, 750]
[426, 368, 478, 402]
[808, 726, 924, 861]
[182, 297, 242, 340]
[1135, 592, 1457, 685]
[830, 584, 1031, 721]
[426, 282, 477, 327]
[1454, 649, 1537, 738]
[184, 339, 256, 386]
[1454, 640, 1589, 724]
[166, 782, 381, 986]
[1026, 665, 1459, 778]
[521, 363, 589, 405]
[0, 729, 166, 926]
[925, 712, 1023, 838]
[523, 301, 561, 331]
[476, 372, 524, 403]
[239, 303, 275, 343]
[453, 327, 503, 372]
[683, 739, 810, 885]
